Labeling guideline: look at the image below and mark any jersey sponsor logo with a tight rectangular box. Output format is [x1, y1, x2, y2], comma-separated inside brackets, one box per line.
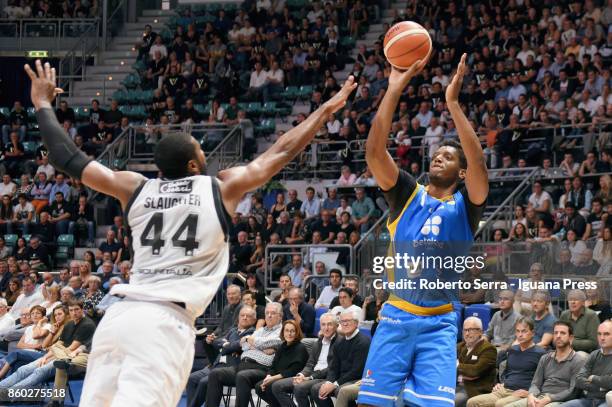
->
[159, 180, 193, 194]
[420, 215, 442, 236]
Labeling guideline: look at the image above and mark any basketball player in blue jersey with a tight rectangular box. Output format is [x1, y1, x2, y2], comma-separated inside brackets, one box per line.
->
[357, 54, 489, 407]
[24, 60, 356, 406]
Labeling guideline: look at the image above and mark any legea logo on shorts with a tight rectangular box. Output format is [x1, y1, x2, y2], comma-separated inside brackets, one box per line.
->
[361, 369, 375, 386]
[438, 386, 455, 395]
[159, 180, 193, 194]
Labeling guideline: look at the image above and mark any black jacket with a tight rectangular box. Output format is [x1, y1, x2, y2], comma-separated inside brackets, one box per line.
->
[214, 326, 256, 367]
[326, 332, 370, 385]
[301, 335, 337, 379]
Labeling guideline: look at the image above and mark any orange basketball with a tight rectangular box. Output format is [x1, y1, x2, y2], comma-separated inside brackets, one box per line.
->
[383, 21, 432, 70]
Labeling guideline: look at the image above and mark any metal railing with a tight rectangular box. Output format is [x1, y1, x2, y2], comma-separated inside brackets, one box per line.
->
[263, 243, 354, 293]
[127, 122, 242, 165]
[56, 20, 101, 100]
[103, 0, 127, 50]
[475, 167, 541, 239]
[278, 120, 611, 180]
[0, 18, 99, 50]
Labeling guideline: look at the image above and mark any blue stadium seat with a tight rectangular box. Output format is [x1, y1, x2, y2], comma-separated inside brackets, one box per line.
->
[359, 327, 372, 338]
[313, 307, 328, 335]
[465, 304, 493, 331]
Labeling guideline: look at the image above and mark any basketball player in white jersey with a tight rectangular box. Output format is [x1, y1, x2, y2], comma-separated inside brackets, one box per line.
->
[24, 60, 356, 406]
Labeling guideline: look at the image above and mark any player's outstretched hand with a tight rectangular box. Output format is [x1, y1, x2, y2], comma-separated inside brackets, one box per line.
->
[388, 56, 429, 94]
[23, 60, 64, 110]
[446, 53, 467, 104]
[322, 75, 357, 114]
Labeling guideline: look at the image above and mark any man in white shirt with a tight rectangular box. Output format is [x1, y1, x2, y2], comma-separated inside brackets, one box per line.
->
[0, 299, 15, 337]
[315, 269, 342, 309]
[270, 312, 338, 407]
[578, 89, 599, 116]
[0, 175, 16, 198]
[527, 181, 553, 214]
[263, 61, 284, 102]
[9, 277, 43, 319]
[415, 102, 433, 128]
[36, 155, 55, 180]
[148, 36, 167, 59]
[246, 62, 268, 101]
[424, 116, 444, 159]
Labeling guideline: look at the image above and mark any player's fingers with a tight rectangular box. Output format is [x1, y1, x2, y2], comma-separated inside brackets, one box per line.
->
[44, 62, 51, 80]
[35, 60, 45, 78]
[54, 88, 64, 95]
[24, 64, 37, 81]
[50, 67, 56, 84]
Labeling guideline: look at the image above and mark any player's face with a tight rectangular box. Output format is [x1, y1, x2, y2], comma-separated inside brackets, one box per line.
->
[428, 146, 464, 188]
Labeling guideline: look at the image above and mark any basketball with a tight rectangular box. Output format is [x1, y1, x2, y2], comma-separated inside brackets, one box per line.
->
[383, 21, 432, 70]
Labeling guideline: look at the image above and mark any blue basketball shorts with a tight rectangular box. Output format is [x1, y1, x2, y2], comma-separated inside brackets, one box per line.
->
[357, 303, 457, 407]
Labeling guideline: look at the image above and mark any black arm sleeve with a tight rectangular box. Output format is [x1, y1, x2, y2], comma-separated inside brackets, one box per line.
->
[459, 187, 486, 235]
[35, 108, 93, 180]
[382, 169, 417, 224]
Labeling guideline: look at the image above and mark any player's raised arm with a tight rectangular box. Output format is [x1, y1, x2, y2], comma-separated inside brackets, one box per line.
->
[365, 61, 427, 190]
[24, 60, 146, 209]
[445, 53, 489, 205]
[218, 76, 357, 212]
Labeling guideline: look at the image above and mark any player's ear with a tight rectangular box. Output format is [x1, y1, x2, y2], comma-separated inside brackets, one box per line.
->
[458, 168, 467, 180]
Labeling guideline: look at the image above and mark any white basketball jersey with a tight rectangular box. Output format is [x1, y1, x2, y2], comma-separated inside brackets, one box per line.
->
[111, 175, 230, 321]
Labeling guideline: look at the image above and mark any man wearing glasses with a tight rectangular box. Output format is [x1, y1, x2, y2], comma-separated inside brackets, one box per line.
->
[455, 317, 497, 407]
[485, 290, 520, 351]
[270, 312, 338, 407]
[312, 309, 370, 407]
[205, 302, 283, 407]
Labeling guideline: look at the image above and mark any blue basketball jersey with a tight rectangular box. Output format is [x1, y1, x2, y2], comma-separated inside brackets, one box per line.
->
[385, 183, 476, 308]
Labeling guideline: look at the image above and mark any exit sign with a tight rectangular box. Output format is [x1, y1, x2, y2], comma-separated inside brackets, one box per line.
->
[26, 51, 49, 58]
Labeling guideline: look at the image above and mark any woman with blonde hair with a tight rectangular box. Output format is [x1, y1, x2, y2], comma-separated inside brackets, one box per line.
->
[596, 174, 612, 204]
[78, 261, 92, 287]
[40, 285, 62, 316]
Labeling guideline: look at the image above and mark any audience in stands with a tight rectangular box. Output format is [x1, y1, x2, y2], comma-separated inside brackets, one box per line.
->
[283, 287, 315, 337]
[186, 305, 257, 407]
[205, 302, 283, 407]
[203, 284, 243, 366]
[557, 320, 612, 407]
[485, 290, 520, 351]
[310, 309, 370, 407]
[468, 317, 547, 407]
[559, 289, 600, 353]
[455, 317, 497, 407]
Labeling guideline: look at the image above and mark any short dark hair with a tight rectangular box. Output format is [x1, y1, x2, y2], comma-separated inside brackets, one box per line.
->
[154, 132, 199, 179]
[439, 140, 467, 169]
[306, 186, 314, 193]
[515, 316, 535, 331]
[242, 290, 255, 300]
[553, 320, 573, 336]
[592, 197, 603, 206]
[329, 269, 342, 279]
[67, 299, 84, 309]
[339, 287, 354, 298]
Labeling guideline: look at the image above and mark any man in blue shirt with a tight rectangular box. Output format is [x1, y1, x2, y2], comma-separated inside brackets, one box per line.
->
[49, 173, 71, 204]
